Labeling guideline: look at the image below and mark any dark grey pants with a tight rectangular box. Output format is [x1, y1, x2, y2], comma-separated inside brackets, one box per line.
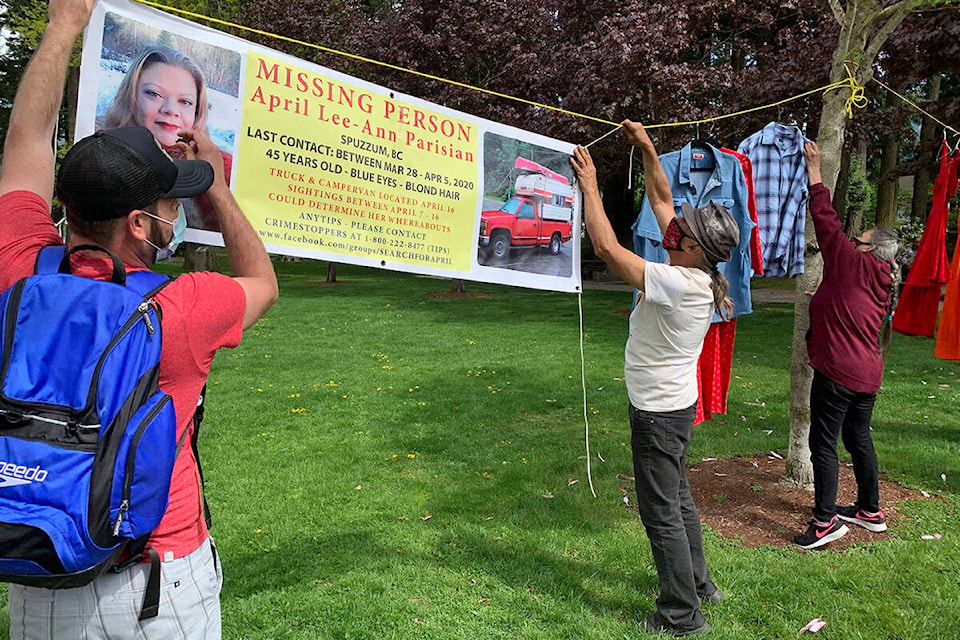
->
[630, 403, 714, 631]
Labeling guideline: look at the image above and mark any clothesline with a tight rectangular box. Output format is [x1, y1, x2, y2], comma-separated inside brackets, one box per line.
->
[134, 0, 957, 136]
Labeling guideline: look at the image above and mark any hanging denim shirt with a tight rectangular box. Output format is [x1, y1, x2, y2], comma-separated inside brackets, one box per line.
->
[737, 122, 809, 277]
[632, 142, 755, 320]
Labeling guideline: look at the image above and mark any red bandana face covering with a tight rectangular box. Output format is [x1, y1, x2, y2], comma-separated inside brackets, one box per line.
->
[662, 218, 688, 251]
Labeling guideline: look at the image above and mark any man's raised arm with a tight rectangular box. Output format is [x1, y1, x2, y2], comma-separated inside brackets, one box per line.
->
[179, 129, 279, 330]
[0, 0, 95, 201]
[621, 120, 676, 235]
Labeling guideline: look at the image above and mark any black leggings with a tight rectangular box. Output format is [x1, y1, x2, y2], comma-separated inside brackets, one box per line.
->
[809, 370, 879, 521]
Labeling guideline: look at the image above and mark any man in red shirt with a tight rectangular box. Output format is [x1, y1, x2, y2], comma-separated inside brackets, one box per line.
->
[0, 0, 278, 636]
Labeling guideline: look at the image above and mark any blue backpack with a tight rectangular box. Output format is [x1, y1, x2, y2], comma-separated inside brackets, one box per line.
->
[0, 245, 181, 618]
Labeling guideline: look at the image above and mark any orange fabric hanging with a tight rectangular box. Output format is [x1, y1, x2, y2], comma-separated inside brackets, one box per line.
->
[936, 149, 960, 359]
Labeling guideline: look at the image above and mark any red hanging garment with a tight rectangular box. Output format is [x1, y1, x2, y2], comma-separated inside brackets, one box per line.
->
[893, 142, 958, 337]
[721, 148, 764, 275]
[935, 149, 960, 359]
[694, 319, 737, 425]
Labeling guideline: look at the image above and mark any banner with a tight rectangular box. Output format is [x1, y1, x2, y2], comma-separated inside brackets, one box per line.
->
[76, 0, 583, 293]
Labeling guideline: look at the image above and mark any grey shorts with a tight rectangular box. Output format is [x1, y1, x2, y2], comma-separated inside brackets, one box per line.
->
[8, 537, 222, 640]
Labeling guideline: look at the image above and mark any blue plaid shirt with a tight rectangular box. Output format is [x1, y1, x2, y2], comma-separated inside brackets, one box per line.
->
[737, 123, 809, 277]
[631, 143, 756, 320]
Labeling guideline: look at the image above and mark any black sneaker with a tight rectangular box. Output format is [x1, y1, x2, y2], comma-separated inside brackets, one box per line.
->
[793, 516, 849, 549]
[837, 506, 887, 532]
[639, 614, 711, 637]
[701, 588, 723, 605]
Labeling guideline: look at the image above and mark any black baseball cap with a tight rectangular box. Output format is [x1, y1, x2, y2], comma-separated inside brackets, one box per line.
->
[56, 126, 215, 221]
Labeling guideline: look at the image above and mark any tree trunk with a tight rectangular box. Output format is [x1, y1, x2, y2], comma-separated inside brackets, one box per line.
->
[911, 74, 942, 221]
[832, 143, 852, 219]
[182, 243, 214, 271]
[783, 0, 918, 489]
[64, 67, 79, 143]
[875, 89, 902, 229]
[783, 57, 867, 489]
[843, 138, 868, 237]
[451, 278, 466, 293]
[326, 262, 337, 283]
[601, 167, 633, 248]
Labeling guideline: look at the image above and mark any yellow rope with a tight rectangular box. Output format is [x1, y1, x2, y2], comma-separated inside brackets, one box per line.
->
[874, 78, 959, 135]
[644, 80, 850, 129]
[132, 0, 953, 135]
[839, 62, 868, 119]
[133, 0, 620, 126]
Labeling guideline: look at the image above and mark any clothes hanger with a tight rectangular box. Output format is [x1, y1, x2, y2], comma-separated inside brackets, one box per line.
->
[939, 128, 958, 159]
[691, 122, 721, 150]
[949, 131, 960, 156]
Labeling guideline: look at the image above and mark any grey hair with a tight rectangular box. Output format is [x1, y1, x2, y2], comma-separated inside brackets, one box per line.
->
[867, 226, 900, 356]
[869, 226, 899, 262]
[696, 252, 733, 319]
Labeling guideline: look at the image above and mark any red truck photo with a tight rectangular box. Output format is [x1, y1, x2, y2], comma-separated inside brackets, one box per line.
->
[479, 159, 574, 261]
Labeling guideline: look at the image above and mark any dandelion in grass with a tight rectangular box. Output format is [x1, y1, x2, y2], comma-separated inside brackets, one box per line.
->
[291, 408, 305, 414]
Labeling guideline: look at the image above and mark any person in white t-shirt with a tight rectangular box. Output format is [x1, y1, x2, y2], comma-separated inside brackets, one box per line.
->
[571, 120, 740, 638]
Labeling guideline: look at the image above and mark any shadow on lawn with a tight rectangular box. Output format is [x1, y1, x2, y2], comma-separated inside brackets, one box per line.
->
[223, 523, 659, 618]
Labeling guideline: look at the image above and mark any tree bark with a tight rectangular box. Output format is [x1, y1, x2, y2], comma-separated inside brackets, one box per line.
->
[875, 89, 902, 229]
[783, 17, 871, 489]
[451, 278, 466, 293]
[64, 67, 79, 144]
[832, 143, 852, 219]
[843, 138, 868, 237]
[326, 262, 337, 283]
[783, 0, 926, 489]
[182, 243, 216, 271]
[600, 167, 633, 248]
[911, 74, 942, 221]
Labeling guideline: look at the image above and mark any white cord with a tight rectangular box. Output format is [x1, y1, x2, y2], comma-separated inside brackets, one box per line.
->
[578, 292, 597, 498]
[584, 124, 623, 148]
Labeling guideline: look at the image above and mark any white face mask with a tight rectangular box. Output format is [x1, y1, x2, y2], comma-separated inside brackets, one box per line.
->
[142, 203, 186, 261]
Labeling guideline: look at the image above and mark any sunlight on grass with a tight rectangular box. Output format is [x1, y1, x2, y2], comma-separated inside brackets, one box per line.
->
[1, 262, 955, 639]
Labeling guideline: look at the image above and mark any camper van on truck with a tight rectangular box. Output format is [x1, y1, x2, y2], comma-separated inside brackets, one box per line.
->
[479, 159, 574, 261]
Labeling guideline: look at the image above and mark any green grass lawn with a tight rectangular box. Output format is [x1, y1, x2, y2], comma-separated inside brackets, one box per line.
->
[2, 261, 959, 639]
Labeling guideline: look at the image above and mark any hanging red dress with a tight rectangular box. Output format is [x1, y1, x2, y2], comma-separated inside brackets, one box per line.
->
[893, 142, 958, 337]
[694, 319, 737, 425]
[935, 147, 960, 359]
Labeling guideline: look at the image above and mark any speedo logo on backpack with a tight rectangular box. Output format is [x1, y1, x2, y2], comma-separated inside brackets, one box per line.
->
[0, 460, 48, 487]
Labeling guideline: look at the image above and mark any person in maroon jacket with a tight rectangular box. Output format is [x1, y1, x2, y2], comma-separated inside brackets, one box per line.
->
[794, 142, 901, 549]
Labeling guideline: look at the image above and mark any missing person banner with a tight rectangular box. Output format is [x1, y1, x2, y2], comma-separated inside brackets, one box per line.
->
[76, 0, 583, 293]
